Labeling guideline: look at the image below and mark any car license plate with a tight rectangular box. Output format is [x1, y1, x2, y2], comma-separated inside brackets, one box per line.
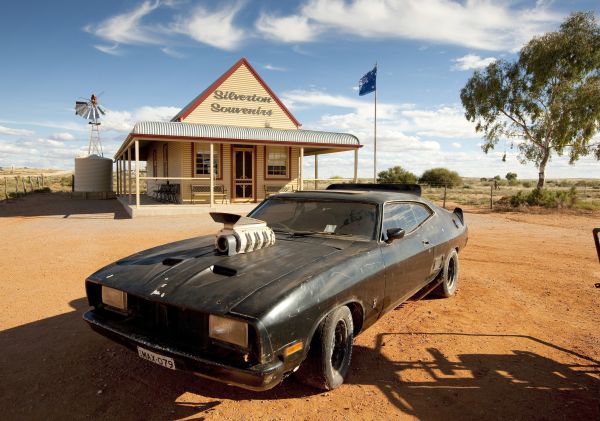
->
[137, 346, 176, 370]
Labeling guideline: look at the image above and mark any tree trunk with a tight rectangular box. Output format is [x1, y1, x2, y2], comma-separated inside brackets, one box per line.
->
[537, 148, 551, 189]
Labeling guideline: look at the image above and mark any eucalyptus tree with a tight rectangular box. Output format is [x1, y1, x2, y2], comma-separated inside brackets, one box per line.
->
[461, 12, 600, 188]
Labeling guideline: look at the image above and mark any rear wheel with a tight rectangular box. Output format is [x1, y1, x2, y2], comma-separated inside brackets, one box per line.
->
[297, 306, 354, 390]
[433, 249, 459, 298]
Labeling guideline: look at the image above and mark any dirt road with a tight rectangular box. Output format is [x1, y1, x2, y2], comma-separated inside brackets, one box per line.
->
[0, 193, 598, 420]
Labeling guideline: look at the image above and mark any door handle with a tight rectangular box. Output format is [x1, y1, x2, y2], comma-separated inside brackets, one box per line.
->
[422, 240, 430, 246]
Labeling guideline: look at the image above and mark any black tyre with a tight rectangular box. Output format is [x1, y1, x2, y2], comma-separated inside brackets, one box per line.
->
[297, 306, 354, 390]
[433, 249, 459, 298]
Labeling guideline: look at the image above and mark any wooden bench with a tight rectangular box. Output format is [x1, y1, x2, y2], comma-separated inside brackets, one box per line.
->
[191, 184, 228, 204]
[264, 185, 291, 198]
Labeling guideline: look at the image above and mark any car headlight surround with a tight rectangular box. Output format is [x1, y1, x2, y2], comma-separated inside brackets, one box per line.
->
[209, 315, 248, 348]
[101, 286, 128, 312]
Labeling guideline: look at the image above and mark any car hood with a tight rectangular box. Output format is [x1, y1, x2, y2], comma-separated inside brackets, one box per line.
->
[89, 234, 353, 315]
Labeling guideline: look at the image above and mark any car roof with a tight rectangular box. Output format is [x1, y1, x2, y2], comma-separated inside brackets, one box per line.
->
[269, 190, 427, 205]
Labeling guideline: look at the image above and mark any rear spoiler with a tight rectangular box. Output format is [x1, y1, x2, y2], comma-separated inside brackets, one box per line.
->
[326, 183, 421, 197]
[453, 207, 464, 225]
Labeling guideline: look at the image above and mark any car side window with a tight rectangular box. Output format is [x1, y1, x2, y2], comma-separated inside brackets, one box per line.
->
[383, 202, 432, 237]
[411, 203, 432, 226]
[383, 203, 416, 233]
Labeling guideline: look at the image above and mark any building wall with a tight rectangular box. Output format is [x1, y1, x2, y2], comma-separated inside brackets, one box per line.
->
[150, 141, 300, 203]
[181, 63, 298, 130]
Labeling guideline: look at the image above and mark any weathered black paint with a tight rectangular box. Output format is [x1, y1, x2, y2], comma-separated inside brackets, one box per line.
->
[83, 189, 468, 390]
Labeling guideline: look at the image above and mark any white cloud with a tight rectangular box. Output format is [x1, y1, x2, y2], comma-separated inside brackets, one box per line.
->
[256, 0, 563, 51]
[256, 13, 320, 42]
[50, 132, 75, 141]
[101, 105, 180, 132]
[161, 47, 185, 58]
[94, 43, 122, 56]
[170, 3, 245, 50]
[263, 63, 287, 72]
[0, 125, 34, 136]
[85, 1, 246, 53]
[451, 142, 461, 148]
[85, 1, 162, 46]
[452, 54, 496, 71]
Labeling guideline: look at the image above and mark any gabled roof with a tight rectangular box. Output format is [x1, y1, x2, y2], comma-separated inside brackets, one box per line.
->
[170, 58, 301, 127]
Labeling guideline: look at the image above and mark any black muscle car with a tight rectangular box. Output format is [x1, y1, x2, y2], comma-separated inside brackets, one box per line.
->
[83, 184, 468, 391]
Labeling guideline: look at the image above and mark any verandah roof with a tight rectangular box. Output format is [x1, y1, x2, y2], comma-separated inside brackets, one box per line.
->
[114, 121, 361, 159]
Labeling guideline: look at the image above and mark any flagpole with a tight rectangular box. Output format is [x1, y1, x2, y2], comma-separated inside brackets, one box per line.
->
[373, 62, 377, 184]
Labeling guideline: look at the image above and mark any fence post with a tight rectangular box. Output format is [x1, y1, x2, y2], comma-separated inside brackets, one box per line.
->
[490, 184, 494, 209]
[443, 184, 447, 209]
[3, 177, 7, 201]
[21, 177, 27, 194]
[28, 176, 34, 192]
[14, 177, 19, 197]
[41, 174, 44, 187]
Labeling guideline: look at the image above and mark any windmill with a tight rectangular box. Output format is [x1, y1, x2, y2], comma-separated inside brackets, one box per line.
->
[75, 94, 106, 156]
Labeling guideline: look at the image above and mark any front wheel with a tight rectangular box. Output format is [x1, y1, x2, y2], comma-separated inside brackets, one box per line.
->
[433, 249, 459, 298]
[296, 306, 354, 390]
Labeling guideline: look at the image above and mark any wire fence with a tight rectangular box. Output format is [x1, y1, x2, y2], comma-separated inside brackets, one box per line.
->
[0, 174, 74, 202]
[302, 178, 600, 211]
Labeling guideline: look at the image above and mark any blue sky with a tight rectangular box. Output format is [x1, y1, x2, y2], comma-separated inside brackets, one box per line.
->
[0, 0, 599, 179]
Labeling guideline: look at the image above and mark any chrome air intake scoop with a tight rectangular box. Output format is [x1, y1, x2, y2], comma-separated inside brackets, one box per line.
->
[210, 212, 276, 256]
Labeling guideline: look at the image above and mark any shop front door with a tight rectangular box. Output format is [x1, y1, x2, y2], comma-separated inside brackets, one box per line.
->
[233, 147, 254, 202]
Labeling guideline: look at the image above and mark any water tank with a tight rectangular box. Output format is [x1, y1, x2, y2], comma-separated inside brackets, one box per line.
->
[74, 155, 113, 192]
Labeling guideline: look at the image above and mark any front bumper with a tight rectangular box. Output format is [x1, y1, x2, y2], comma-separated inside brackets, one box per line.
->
[83, 310, 284, 391]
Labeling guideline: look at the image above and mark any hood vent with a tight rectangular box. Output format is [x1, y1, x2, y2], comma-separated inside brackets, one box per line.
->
[162, 258, 183, 266]
[211, 264, 237, 277]
[210, 212, 276, 256]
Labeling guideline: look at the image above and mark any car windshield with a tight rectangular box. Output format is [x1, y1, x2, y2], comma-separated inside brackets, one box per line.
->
[249, 198, 378, 240]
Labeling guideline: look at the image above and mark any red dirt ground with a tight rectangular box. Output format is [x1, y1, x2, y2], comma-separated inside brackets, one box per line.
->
[0, 193, 598, 420]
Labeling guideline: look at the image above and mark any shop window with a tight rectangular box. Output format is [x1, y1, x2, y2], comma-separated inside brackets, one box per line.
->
[266, 146, 289, 178]
[196, 144, 220, 178]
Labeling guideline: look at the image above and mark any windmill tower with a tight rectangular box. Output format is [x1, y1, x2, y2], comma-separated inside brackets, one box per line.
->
[73, 94, 113, 197]
[75, 94, 106, 156]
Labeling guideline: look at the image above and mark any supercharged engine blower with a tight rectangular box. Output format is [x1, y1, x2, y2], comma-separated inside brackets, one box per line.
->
[210, 212, 276, 256]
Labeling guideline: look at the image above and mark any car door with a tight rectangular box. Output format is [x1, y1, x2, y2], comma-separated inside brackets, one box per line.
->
[380, 202, 435, 312]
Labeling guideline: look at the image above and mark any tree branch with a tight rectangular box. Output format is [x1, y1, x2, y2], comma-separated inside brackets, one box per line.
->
[499, 109, 544, 148]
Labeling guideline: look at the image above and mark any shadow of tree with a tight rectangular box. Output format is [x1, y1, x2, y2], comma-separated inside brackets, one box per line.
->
[346, 332, 600, 420]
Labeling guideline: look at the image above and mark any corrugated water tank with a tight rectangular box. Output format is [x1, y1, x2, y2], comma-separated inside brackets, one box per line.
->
[74, 155, 113, 192]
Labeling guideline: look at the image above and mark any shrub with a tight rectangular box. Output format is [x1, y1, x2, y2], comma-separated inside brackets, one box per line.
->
[505, 172, 518, 181]
[521, 181, 533, 188]
[493, 175, 501, 181]
[508, 179, 520, 186]
[419, 168, 462, 188]
[60, 176, 72, 187]
[510, 187, 577, 208]
[377, 166, 418, 184]
[480, 177, 488, 182]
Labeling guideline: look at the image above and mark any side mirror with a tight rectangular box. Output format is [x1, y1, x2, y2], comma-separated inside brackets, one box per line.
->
[385, 227, 405, 243]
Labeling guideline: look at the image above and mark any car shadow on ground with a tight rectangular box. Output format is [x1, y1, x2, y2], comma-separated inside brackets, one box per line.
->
[0, 192, 129, 219]
[1, 300, 598, 420]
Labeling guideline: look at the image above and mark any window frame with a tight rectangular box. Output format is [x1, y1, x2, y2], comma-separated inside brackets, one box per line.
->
[194, 143, 223, 180]
[264, 145, 291, 180]
[380, 201, 434, 242]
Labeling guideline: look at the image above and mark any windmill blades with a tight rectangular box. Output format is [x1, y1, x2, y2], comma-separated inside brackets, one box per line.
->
[75, 101, 90, 117]
[97, 104, 106, 115]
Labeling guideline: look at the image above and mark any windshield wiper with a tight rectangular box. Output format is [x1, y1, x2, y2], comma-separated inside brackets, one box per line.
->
[273, 229, 350, 237]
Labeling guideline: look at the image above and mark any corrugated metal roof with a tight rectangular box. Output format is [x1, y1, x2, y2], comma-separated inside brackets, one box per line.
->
[131, 121, 360, 146]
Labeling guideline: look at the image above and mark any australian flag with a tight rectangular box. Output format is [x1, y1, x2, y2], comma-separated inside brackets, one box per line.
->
[358, 65, 377, 96]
